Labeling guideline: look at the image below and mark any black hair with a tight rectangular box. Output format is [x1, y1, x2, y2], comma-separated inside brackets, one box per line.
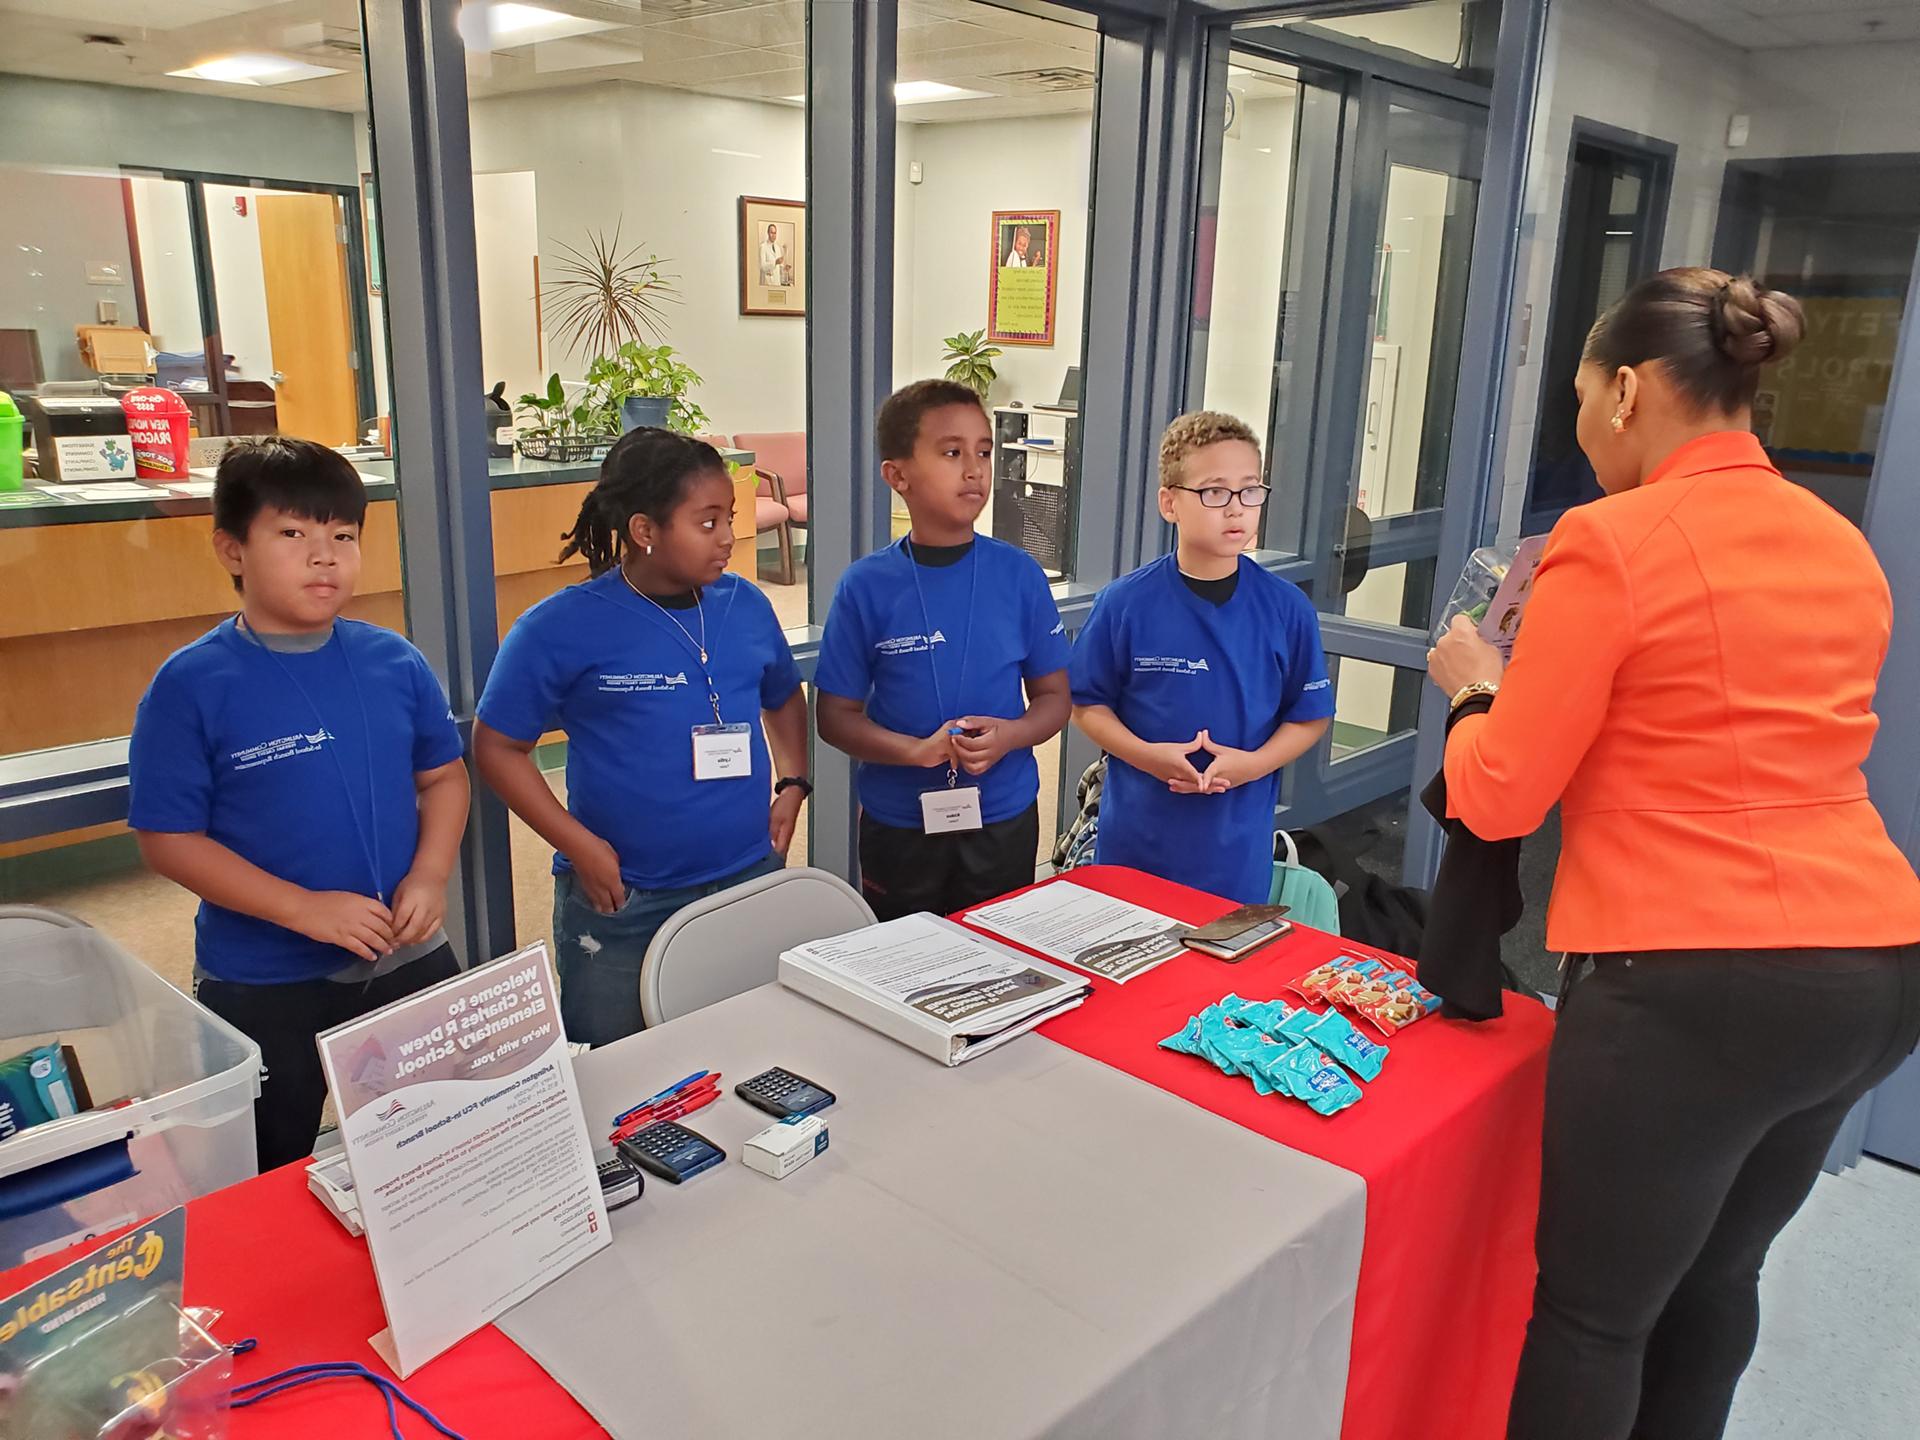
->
[1584, 267, 1805, 417]
[876, 379, 988, 462]
[558, 427, 728, 576]
[212, 436, 368, 593]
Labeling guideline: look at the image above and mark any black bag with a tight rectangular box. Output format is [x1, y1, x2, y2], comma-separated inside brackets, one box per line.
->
[1284, 827, 1430, 958]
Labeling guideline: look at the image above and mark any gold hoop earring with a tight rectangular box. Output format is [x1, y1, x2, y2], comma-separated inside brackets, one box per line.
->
[1611, 413, 1627, 433]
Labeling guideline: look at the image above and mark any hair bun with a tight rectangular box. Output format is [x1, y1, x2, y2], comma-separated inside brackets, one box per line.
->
[1714, 275, 1804, 369]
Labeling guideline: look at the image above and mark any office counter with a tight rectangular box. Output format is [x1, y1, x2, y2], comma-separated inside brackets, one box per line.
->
[0, 451, 758, 756]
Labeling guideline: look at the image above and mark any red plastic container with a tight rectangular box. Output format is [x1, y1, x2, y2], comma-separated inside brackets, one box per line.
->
[120, 386, 192, 480]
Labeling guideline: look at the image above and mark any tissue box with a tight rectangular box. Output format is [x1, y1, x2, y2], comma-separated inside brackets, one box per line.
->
[742, 1114, 828, 1180]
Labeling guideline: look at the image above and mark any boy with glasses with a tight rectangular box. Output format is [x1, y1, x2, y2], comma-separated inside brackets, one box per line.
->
[1070, 411, 1333, 903]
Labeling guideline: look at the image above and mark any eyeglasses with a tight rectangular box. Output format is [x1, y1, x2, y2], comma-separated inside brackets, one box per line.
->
[1167, 483, 1271, 509]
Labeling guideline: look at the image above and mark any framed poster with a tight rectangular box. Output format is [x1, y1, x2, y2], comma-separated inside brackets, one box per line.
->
[987, 209, 1060, 346]
[360, 172, 383, 297]
[739, 195, 806, 317]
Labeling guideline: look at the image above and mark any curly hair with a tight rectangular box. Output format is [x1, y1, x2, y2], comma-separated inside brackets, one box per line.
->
[1158, 410, 1260, 488]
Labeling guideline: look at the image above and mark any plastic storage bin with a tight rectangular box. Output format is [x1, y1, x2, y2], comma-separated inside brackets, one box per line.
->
[0, 925, 260, 1269]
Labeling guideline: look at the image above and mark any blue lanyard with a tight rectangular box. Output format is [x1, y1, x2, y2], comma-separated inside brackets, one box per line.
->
[238, 617, 385, 904]
[905, 539, 978, 786]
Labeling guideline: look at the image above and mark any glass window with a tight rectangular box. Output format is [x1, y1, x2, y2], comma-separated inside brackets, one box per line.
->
[892, 0, 1097, 583]
[450, 0, 811, 947]
[1511, 0, 1919, 534]
[1329, 658, 1420, 761]
[1272, 0, 1501, 76]
[0, 6, 404, 963]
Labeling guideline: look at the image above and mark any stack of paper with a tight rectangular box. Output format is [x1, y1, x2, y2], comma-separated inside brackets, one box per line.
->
[779, 915, 1089, 1066]
[306, 1150, 362, 1235]
[967, 881, 1190, 983]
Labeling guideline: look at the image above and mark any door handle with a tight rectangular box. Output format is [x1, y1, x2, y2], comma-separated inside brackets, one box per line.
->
[270, 370, 286, 384]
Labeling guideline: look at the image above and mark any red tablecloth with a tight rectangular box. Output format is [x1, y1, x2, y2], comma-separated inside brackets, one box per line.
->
[0, 1163, 601, 1439]
[1012, 867, 1554, 1440]
[3, 865, 1552, 1440]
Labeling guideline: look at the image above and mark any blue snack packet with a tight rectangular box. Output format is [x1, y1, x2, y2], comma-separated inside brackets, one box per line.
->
[1273, 1044, 1363, 1116]
[1218, 994, 1298, 1038]
[1159, 1014, 1208, 1059]
[1301, 1008, 1389, 1082]
[0, 1042, 80, 1141]
[1200, 1010, 1287, 1096]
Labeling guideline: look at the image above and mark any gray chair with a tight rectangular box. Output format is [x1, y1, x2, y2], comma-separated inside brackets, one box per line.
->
[639, 866, 875, 1026]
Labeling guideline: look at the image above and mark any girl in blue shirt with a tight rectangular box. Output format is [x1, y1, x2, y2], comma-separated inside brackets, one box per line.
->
[1070, 412, 1334, 904]
[475, 430, 809, 1046]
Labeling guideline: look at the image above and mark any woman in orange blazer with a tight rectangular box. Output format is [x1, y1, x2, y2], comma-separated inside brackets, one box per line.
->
[1429, 269, 1920, 1440]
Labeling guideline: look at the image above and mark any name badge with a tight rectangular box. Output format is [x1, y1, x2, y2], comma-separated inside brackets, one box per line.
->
[692, 723, 752, 781]
[920, 786, 984, 834]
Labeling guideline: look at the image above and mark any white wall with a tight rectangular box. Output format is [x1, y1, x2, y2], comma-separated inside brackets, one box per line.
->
[467, 83, 808, 436]
[896, 113, 1092, 406]
[127, 177, 201, 356]
[201, 185, 280, 383]
[1202, 93, 1298, 441]
[472, 170, 543, 403]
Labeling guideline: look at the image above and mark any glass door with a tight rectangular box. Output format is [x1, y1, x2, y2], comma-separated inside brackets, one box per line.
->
[1196, 49, 1489, 851]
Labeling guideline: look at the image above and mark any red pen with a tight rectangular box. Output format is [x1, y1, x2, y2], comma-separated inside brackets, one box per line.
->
[608, 1082, 719, 1144]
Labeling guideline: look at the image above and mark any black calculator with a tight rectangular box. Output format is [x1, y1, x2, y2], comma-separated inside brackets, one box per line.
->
[736, 1067, 836, 1120]
[615, 1122, 725, 1184]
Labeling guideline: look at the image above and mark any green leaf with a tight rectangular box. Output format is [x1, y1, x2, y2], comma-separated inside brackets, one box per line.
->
[545, 373, 564, 406]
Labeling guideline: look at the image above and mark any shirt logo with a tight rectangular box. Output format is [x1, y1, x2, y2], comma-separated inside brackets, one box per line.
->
[597, 671, 689, 694]
[876, 629, 946, 657]
[1302, 677, 1330, 692]
[230, 728, 335, 772]
[1135, 656, 1210, 676]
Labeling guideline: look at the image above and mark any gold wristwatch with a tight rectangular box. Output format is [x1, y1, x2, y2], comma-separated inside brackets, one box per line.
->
[1449, 680, 1501, 712]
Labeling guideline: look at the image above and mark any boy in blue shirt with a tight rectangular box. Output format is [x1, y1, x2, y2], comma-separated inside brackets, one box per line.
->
[475, 428, 808, 1047]
[816, 379, 1071, 919]
[1070, 411, 1334, 904]
[130, 438, 471, 1171]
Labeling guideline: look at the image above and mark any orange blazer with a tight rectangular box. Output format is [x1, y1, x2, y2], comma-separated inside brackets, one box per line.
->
[1446, 430, 1920, 955]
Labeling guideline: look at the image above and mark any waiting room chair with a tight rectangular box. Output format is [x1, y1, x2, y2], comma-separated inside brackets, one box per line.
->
[638, 866, 875, 1026]
[733, 430, 807, 586]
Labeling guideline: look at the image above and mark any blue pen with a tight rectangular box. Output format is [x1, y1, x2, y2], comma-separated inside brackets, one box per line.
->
[614, 1071, 709, 1127]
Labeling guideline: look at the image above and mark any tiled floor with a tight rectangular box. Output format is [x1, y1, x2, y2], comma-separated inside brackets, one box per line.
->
[1726, 1157, 1920, 1439]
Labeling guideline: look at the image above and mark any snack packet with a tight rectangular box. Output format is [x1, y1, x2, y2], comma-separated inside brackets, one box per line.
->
[0, 1042, 80, 1142]
[1272, 1044, 1363, 1116]
[1300, 1007, 1389, 1082]
[1290, 954, 1374, 1003]
[1352, 972, 1443, 1035]
[1216, 994, 1299, 1038]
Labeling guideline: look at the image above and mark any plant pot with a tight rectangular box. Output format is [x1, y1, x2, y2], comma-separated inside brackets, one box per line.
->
[619, 395, 673, 433]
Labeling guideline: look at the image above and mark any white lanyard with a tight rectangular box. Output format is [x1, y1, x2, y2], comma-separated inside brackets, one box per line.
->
[622, 569, 724, 725]
[905, 539, 978, 789]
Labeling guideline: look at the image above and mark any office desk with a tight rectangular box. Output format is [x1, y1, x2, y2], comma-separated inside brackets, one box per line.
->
[0, 450, 758, 757]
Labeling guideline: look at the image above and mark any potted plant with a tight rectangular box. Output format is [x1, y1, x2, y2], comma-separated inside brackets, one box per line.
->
[545, 223, 681, 359]
[514, 373, 617, 463]
[941, 329, 1001, 400]
[585, 341, 711, 436]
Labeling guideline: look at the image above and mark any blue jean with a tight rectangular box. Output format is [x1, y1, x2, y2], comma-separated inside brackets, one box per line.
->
[551, 852, 784, 1048]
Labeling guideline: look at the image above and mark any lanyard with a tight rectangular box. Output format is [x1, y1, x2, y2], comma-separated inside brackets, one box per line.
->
[905, 539, 978, 788]
[622, 570, 724, 724]
[236, 617, 385, 904]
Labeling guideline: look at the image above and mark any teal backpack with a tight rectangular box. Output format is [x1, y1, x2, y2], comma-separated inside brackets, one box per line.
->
[1269, 831, 1343, 934]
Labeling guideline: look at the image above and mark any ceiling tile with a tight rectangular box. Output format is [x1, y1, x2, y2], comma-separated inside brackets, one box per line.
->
[645, 0, 806, 50]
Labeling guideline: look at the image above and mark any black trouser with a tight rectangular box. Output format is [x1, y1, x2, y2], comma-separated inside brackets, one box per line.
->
[858, 803, 1041, 921]
[1509, 945, 1920, 1440]
[196, 945, 464, 1173]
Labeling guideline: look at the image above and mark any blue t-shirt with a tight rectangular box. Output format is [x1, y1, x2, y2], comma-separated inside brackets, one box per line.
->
[129, 619, 466, 985]
[1070, 556, 1334, 904]
[478, 571, 801, 891]
[814, 537, 1069, 829]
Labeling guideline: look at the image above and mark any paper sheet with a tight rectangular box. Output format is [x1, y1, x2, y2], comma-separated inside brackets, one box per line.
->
[967, 882, 1189, 983]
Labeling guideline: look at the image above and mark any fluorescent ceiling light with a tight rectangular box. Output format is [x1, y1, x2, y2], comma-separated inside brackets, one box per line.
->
[781, 80, 990, 105]
[459, 3, 622, 50]
[167, 53, 343, 86]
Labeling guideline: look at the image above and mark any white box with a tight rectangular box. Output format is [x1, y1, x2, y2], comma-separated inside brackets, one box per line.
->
[743, 1115, 828, 1180]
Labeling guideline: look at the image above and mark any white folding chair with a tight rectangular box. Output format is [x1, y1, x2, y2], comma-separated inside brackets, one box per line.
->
[639, 866, 875, 1026]
[0, 904, 90, 943]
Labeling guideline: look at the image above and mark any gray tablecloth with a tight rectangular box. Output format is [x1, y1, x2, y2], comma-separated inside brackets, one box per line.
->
[497, 984, 1367, 1440]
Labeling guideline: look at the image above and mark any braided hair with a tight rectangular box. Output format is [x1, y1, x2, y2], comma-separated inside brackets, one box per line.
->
[558, 427, 728, 576]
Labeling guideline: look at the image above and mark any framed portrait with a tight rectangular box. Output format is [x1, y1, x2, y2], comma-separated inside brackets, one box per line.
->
[739, 195, 806, 317]
[987, 209, 1060, 346]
